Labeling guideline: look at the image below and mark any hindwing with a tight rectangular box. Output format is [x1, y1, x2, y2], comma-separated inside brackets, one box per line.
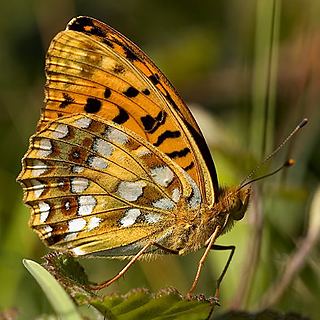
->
[18, 114, 202, 257]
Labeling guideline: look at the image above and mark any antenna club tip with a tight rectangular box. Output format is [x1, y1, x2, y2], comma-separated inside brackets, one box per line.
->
[285, 159, 295, 167]
[299, 118, 308, 128]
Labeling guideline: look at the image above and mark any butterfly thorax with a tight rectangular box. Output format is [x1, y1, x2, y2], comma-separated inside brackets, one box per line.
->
[171, 186, 251, 255]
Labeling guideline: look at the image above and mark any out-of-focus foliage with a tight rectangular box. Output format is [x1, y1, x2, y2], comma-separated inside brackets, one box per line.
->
[0, 1, 319, 319]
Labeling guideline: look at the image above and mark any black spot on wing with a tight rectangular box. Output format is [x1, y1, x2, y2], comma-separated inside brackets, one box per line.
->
[84, 98, 102, 113]
[155, 110, 166, 122]
[112, 107, 129, 124]
[123, 86, 139, 98]
[165, 92, 180, 112]
[104, 87, 111, 99]
[123, 46, 139, 62]
[102, 38, 114, 48]
[141, 115, 154, 132]
[141, 111, 166, 134]
[149, 74, 160, 85]
[166, 147, 190, 159]
[153, 130, 181, 147]
[142, 88, 150, 95]
[183, 161, 195, 172]
[59, 93, 74, 109]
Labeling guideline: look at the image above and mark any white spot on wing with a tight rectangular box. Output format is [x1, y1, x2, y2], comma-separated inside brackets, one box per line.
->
[88, 156, 108, 169]
[72, 247, 86, 256]
[117, 181, 146, 201]
[64, 201, 71, 211]
[64, 233, 78, 242]
[144, 213, 162, 224]
[87, 217, 102, 230]
[31, 160, 48, 177]
[74, 116, 92, 128]
[58, 180, 65, 188]
[135, 146, 151, 157]
[37, 139, 52, 157]
[38, 201, 50, 223]
[172, 188, 181, 203]
[31, 180, 45, 198]
[120, 208, 141, 227]
[105, 126, 128, 145]
[68, 218, 86, 232]
[78, 195, 97, 215]
[53, 123, 69, 138]
[150, 166, 174, 187]
[93, 138, 114, 157]
[71, 177, 89, 193]
[43, 225, 53, 237]
[72, 165, 84, 173]
[153, 198, 175, 210]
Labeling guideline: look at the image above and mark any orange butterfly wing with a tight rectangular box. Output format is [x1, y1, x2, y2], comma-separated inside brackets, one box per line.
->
[18, 114, 202, 256]
[41, 16, 219, 207]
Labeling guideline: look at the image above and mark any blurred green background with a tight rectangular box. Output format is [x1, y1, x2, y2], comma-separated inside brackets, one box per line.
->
[0, 0, 319, 319]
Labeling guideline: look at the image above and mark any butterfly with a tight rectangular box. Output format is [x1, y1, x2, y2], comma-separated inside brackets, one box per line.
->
[17, 16, 251, 298]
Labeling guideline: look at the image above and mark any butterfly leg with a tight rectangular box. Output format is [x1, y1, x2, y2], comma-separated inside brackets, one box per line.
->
[89, 241, 154, 290]
[187, 227, 221, 299]
[89, 242, 178, 290]
[210, 244, 235, 305]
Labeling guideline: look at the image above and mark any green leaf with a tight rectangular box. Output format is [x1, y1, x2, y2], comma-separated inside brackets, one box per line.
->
[91, 288, 214, 320]
[41, 252, 96, 304]
[26, 253, 216, 319]
[23, 253, 310, 319]
[23, 259, 82, 320]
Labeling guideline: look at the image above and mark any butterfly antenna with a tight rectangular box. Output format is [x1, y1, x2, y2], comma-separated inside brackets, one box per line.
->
[240, 159, 295, 189]
[240, 118, 308, 188]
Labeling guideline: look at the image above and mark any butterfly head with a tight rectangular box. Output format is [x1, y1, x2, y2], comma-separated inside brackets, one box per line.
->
[212, 186, 251, 235]
[228, 186, 251, 221]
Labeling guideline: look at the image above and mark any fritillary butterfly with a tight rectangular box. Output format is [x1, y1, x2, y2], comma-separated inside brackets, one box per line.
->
[18, 16, 251, 297]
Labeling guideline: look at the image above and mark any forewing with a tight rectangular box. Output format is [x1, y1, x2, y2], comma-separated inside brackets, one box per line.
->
[41, 16, 218, 206]
[18, 114, 202, 257]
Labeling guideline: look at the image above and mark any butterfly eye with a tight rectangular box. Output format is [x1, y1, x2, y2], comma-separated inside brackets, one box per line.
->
[230, 201, 246, 221]
[230, 189, 251, 221]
